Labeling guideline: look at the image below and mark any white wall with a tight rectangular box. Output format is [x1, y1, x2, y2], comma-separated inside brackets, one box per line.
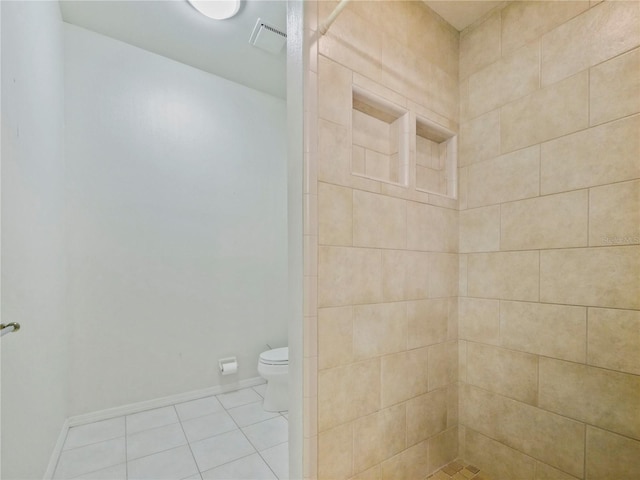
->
[1, 2, 68, 478]
[64, 24, 288, 415]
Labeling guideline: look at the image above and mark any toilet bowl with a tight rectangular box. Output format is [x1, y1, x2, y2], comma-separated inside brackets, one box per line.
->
[257, 347, 288, 412]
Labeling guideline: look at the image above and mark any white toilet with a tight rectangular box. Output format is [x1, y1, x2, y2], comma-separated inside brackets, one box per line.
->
[257, 346, 289, 412]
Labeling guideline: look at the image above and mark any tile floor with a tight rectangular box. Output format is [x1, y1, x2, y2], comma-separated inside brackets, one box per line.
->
[427, 460, 490, 480]
[53, 384, 289, 480]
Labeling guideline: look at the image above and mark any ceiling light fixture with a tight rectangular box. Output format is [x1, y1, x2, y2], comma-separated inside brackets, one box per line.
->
[187, 0, 241, 20]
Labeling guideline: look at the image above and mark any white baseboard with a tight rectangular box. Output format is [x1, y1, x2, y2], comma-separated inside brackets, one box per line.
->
[67, 377, 266, 427]
[43, 377, 266, 479]
[43, 418, 70, 480]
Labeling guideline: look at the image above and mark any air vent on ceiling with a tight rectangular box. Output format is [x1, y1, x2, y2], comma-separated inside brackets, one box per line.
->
[249, 18, 287, 54]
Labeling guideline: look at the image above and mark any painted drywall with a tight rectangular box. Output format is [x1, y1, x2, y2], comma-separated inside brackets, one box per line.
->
[1, 2, 68, 478]
[286, 1, 304, 478]
[64, 24, 288, 415]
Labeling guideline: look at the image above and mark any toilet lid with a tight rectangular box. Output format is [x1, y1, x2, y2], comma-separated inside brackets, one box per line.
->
[260, 347, 288, 365]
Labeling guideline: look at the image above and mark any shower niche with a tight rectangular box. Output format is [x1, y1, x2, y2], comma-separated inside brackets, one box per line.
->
[415, 115, 457, 198]
[351, 86, 410, 186]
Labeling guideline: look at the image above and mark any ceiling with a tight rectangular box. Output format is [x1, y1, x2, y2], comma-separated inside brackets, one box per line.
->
[59, 0, 287, 99]
[424, 1, 504, 31]
[59, 1, 502, 100]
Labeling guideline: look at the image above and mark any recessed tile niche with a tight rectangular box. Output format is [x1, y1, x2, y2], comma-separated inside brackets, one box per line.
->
[351, 86, 409, 186]
[415, 115, 457, 198]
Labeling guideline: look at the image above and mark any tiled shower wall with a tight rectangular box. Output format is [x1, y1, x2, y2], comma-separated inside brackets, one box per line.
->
[457, 2, 640, 480]
[306, 2, 461, 479]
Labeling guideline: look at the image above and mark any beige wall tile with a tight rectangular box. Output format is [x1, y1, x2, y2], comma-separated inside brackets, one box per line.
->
[353, 110, 391, 155]
[318, 306, 353, 370]
[318, 359, 380, 431]
[407, 298, 448, 349]
[406, 2, 459, 78]
[468, 42, 540, 118]
[459, 383, 499, 440]
[380, 440, 430, 480]
[379, 34, 416, 105]
[407, 202, 458, 253]
[539, 357, 640, 440]
[353, 302, 407, 360]
[459, 205, 500, 253]
[589, 180, 640, 247]
[501, 190, 589, 250]
[464, 428, 535, 480]
[588, 307, 640, 375]
[467, 251, 540, 301]
[352, 145, 366, 176]
[466, 343, 538, 405]
[459, 297, 500, 345]
[459, 110, 500, 167]
[319, 182, 353, 246]
[458, 254, 468, 296]
[416, 58, 459, 122]
[467, 146, 540, 208]
[541, 1, 640, 86]
[501, 72, 589, 153]
[381, 403, 406, 460]
[353, 72, 408, 111]
[459, 341, 468, 382]
[318, 55, 352, 126]
[318, 8, 382, 83]
[458, 166, 469, 210]
[447, 297, 458, 342]
[406, 388, 448, 446]
[428, 427, 458, 474]
[319, 422, 353, 480]
[350, 465, 381, 480]
[540, 246, 640, 309]
[381, 347, 429, 407]
[541, 115, 640, 195]
[586, 426, 640, 480]
[535, 461, 580, 480]
[319, 246, 383, 307]
[318, 118, 352, 187]
[590, 47, 640, 126]
[353, 412, 384, 474]
[501, 1, 590, 56]
[429, 253, 459, 298]
[447, 383, 458, 428]
[461, 385, 586, 477]
[459, 11, 501, 80]
[459, 77, 471, 123]
[402, 251, 432, 301]
[428, 341, 457, 391]
[381, 250, 406, 302]
[353, 190, 407, 249]
[500, 301, 587, 363]
[382, 250, 431, 302]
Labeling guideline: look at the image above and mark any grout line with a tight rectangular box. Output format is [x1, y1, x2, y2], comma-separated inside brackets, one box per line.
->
[585, 307, 590, 365]
[466, 382, 640, 440]
[587, 62, 591, 126]
[223, 399, 282, 479]
[174, 405, 201, 476]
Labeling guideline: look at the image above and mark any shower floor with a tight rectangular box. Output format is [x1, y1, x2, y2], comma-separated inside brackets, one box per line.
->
[53, 384, 288, 479]
[428, 460, 490, 480]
